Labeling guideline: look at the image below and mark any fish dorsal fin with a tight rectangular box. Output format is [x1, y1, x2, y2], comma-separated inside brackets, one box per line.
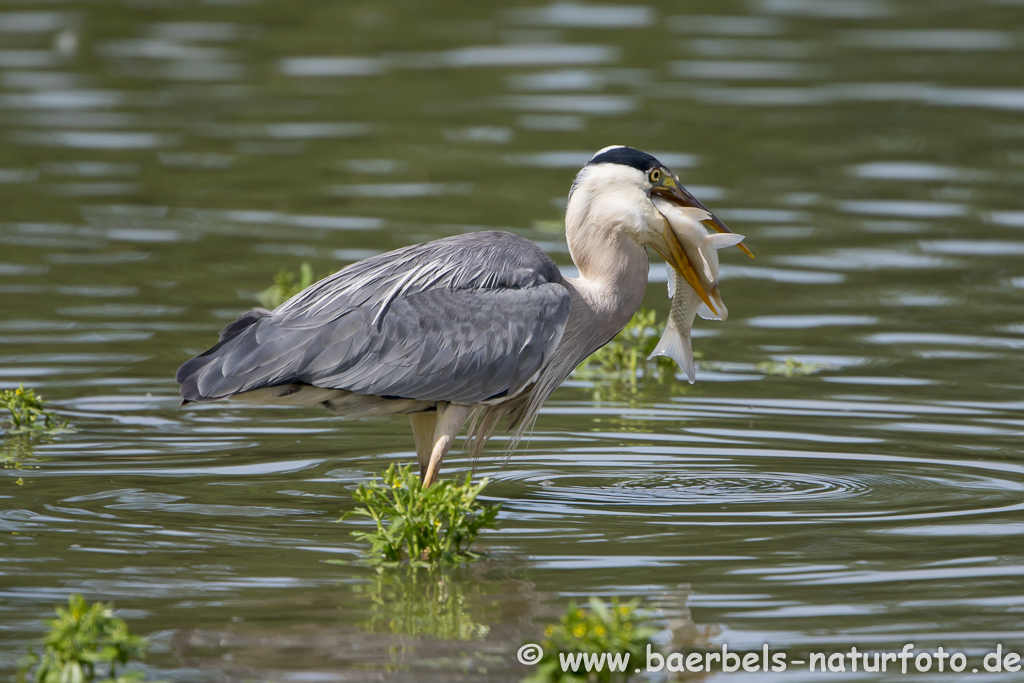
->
[706, 233, 746, 250]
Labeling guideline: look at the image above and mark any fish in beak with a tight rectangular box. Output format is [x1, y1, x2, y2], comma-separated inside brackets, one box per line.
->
[649, 210, 721, 315]
[648, 173, 752, 315]
[650, 174, 754, 258]
[648, 196, 747, 383]
[650, 196, 746, 315]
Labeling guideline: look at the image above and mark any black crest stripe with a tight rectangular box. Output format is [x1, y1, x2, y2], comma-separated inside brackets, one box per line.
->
[586, 146, 662, 172]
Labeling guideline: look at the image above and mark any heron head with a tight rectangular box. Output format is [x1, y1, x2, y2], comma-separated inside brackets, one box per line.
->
[567, 145, 751, 309]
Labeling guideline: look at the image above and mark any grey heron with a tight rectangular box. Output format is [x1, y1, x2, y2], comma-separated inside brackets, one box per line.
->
[176, 146, 748, 485]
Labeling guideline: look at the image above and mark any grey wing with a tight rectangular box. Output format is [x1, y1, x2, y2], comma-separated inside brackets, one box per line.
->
[176, 231, 571, 405]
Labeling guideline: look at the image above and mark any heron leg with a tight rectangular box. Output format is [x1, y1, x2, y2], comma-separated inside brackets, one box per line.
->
[410, 411, 438, 480]
[422, 402, 470, 487]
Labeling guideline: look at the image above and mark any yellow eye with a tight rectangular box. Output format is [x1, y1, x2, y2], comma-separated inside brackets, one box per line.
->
[649, 169, 661, 183]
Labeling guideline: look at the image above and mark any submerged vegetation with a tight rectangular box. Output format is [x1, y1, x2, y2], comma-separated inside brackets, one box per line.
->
[17, 595, 151, 683]
[338, 463, 501, 567]
[573, 307, 685, 396]
[524, 597, 659, 683]
[756, 357, 827, 377]
[575, 311, 831, 391]
[3, 384, 71, 483]
[2, 384, 70, 435]
[576, 307, 676, 382]
[257, 262, 320, 309]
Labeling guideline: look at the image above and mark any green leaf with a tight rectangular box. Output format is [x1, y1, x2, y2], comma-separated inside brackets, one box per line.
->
[19, 595, 157, 683]
[588, 596, 611, 624]
[526, 597, 660, 682]
[1, 384, 73, 436]
[257, 262, 324, 309]
[572, 307, 685, 398]
[336, 463, 501, 567]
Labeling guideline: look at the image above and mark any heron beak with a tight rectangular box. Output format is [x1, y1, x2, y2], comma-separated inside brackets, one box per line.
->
[650, 220, 719, 316]
[651, 176, 754, 259]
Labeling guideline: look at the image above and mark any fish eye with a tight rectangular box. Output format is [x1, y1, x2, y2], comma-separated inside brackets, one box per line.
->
[649, 169, 661, 183]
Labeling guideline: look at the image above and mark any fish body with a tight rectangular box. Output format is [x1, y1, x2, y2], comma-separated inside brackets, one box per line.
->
[654, 271, 702, 383]
[649, 198, 745, 383]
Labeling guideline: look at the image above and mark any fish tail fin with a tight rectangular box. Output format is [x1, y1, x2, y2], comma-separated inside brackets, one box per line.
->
[648, 320, 696, 384]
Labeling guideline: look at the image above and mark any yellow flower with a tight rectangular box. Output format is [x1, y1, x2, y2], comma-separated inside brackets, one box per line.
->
[616, 606, 630, 617]
[595, 626, 606, 637]
[545, 625, 555, 637]
[573, 625, 586, 639]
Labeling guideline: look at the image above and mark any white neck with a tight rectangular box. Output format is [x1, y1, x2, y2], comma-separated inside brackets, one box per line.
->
[564, 188, 651, 336]
[515, 170, 655, 423]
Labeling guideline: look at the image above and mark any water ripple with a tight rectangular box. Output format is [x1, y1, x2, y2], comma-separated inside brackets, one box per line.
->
[508, 4, 654, 28]
[498, 447, 1024, 525]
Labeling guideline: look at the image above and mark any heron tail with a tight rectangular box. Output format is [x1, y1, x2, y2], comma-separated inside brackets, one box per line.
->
[176, 308, 272, 401]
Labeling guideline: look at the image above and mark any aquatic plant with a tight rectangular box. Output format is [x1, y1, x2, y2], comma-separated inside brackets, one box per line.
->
[257, 262, 319, 309]
[2, 384, 71, 483]
[573, 307, 685, 397]
[1, 384, 70, 435]
[524, 597, 659, 683]
[338, 463, 501, 567]
[756, 357, 826, 377]
[17, 594, 150, 683]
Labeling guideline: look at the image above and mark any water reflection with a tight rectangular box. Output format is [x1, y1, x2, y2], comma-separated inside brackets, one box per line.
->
[2, 0, 1024, 679]
[351, 566, 500, 640]
[280, 56, 385, 77]
[509, 3, 654, 29]
[845, 29, 1013, 51]
[171, 568, 540, 682]
[658, 587, 722, 675]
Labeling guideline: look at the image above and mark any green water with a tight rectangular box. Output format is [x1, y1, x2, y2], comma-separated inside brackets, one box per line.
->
[2, 0, 1024, 681]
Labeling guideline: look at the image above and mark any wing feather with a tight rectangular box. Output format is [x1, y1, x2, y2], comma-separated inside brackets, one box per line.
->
[177, 231, 571, 406]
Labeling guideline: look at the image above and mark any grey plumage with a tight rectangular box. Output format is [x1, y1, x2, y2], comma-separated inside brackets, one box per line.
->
[176, 146, 744, 484]
[177, 231, 570, 408]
